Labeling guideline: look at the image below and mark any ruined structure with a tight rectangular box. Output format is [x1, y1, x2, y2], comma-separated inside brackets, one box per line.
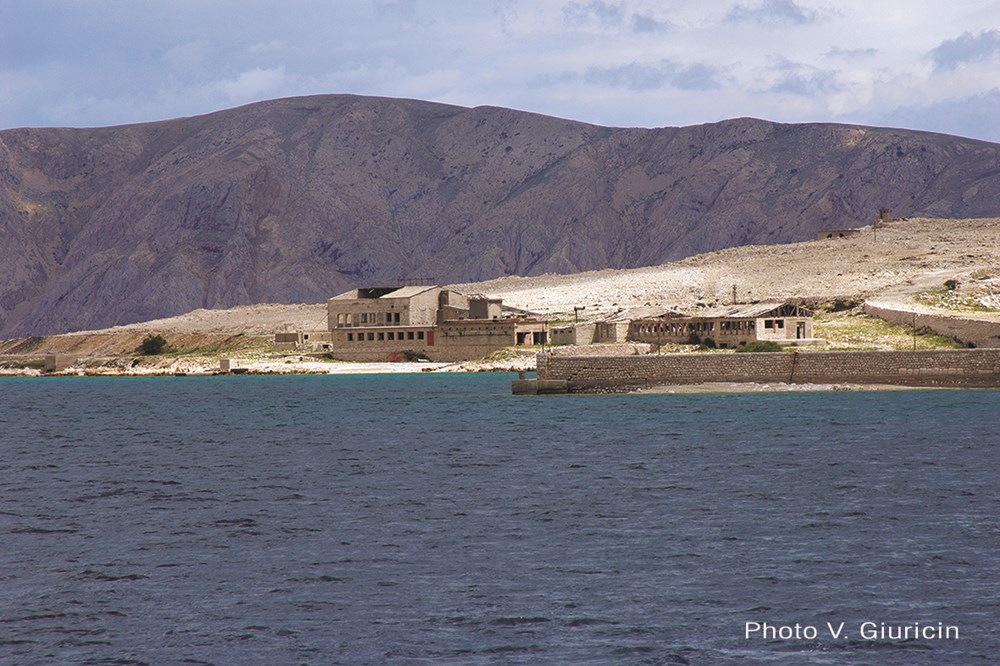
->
[816, 229, 862, 240]
[628, 303, 816, 348]
[550, 320, 628, 346]
[277, 286, 546, 362]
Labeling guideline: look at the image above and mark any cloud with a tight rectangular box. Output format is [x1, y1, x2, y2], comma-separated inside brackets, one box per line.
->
[725, 0, 819, 25]
[162, 40, 216, 70]
[631, 13, 670, 33]
[826, 46, 878, 59]
[582, 60, 723, 91]
[215, 66, 289, 102]
[766, 58, 842, 96]
[930, 30, 1000, 71]
[879, 88, 1000, 143]
[563, 1, 625, 27]
[247, 40, 286, 55]
[3, 0, 1000, 145]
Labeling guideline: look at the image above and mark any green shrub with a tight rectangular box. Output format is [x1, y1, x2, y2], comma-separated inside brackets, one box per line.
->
[700, 337, 717, 349]
[944, 279, 959, 290]
[686, 332, 702, 345]
[735, 340, 784, 353]
[139, 334, 168, 355]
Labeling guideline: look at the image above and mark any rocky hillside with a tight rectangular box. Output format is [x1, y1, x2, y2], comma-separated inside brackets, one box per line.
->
[3, 94, 1000, 336]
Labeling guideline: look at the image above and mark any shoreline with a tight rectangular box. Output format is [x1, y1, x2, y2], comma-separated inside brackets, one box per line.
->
[0, 358, 533, 378]
[637, 381, 931, 394]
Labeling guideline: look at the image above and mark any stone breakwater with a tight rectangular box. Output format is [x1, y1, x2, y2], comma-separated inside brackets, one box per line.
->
[513, 349, 1000, 393]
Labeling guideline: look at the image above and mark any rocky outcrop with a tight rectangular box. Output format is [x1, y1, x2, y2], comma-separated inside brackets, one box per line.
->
[3, 94, 1000, 336]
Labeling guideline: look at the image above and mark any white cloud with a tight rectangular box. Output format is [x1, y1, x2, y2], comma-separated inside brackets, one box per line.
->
[724, 0, 820, 25]
[563, 1, 627, 28]
[247, 40, 286, 55]
[2, 0, 1000, 143]
[880, 88, 1000, 142]
[162, 40, 216, 70]
[930, 30, 1000, 71]
[215, 66, 290, 102]
[631, 13, 671, 33]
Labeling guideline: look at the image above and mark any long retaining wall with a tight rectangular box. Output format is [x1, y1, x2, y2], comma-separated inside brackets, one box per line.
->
[534, 349, 1000, 391]
[864, 302, 1000, 348]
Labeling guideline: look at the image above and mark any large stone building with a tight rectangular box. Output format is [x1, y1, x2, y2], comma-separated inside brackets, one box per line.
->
[628, 302, 817, 348]
[301, 285, 547, 362]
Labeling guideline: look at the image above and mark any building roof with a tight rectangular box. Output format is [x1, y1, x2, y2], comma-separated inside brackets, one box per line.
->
[330, 285, 440, 300]
[647, 302, 811, 320]
[697, 302, 793, 318]
[380, 285, 440, 299]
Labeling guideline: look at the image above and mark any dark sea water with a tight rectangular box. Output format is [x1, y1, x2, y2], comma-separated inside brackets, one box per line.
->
[1, 374, 998, 666]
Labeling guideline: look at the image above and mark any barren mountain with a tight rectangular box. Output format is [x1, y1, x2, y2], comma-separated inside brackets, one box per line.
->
[3, 94, 1000, 337]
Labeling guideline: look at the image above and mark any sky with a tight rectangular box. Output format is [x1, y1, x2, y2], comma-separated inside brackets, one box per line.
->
[3, 0, 1000, 142]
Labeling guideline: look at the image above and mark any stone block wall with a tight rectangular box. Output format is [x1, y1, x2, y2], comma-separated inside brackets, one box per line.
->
[538, 349, 1000, 390]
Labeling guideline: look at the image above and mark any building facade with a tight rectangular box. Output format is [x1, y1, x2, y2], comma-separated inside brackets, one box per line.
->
[628, 303, 816, 348]
[318, 286, 546, 362]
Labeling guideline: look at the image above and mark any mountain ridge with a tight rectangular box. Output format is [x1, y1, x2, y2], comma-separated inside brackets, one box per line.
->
[3, 93, 1000, 337]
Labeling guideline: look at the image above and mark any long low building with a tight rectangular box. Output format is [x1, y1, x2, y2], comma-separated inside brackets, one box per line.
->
[628, 302, 817, 348]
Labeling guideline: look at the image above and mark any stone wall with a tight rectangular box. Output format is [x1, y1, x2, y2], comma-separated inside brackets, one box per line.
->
[537, 349, 1000, 390]
[863, 302, 1000, 348]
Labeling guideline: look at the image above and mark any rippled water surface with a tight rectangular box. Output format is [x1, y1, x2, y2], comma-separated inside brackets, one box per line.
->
[1, 374, 998, 665]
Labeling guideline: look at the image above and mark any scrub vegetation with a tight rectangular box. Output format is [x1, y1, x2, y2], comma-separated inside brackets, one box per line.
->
[813, 308, 963, 350]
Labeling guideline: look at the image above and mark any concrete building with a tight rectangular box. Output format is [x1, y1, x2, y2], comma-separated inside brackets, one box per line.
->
[288, 285, 548, 362]
[550, 319, 628, 346]
[628, 302, 817, 348]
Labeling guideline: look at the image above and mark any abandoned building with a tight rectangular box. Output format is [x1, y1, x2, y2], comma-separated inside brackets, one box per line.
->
[816, 228, 862, 240]
[550, 320, 629, 346]
[276, 286, 547, 362]
[628, 302, 817, 348]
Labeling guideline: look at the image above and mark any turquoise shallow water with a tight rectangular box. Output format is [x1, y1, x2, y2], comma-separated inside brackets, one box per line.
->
[1, 374, 998, 665]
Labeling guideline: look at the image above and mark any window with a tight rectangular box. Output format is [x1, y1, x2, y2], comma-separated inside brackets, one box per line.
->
[347, 333, 353, 341]
[394, 312, 401, 324]
[417, 331, 425, 340]
[388, 332, 394, 340]
[378, 332, 385, 341]
[407, 331, 414, 340]
[367, 332, 374, 341]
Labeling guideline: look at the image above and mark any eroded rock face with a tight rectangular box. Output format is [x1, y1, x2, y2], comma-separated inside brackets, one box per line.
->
[2, 94, 999, 336]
